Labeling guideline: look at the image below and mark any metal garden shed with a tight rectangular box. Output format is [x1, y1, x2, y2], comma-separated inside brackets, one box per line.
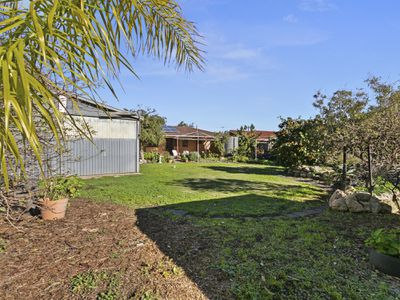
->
[60, 96, 140, 177]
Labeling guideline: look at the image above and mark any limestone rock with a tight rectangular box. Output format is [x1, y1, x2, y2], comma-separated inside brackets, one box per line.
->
[369, 196, 390, 214]
[344, 186, 356, 195]
[355, 191, 372, 202]
[376, 193, 400, 214]
[344, 193, 369, 213]
[329, 190, 348, 211]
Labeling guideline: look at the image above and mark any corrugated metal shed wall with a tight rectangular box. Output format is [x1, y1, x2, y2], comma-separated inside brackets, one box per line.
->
[62, 117, 140, 176]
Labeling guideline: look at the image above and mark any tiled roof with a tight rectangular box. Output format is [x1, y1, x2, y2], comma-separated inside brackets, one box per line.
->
[254, 130, 276, 141]
[229, 129, 276, 141]
[163, 125, 215, 139]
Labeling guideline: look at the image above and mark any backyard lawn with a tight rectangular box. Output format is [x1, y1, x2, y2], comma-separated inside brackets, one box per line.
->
[1, 163, 399, 299]
[81, 163, 400, 299]
[81, 163, 326, 217]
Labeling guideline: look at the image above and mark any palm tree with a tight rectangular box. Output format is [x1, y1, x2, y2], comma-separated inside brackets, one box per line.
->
[0, 0, 204, 188]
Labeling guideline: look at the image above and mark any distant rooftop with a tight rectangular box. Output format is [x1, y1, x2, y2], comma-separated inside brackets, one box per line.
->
[163, 125, 215, 140]
[229, 129, 276, 142]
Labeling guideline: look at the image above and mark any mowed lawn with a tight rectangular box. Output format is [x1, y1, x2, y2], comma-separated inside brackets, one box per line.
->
[81, 163, 326, 217]
[81, 163, 400, 299]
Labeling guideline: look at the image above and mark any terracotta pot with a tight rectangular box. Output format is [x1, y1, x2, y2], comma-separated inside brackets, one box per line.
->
[40, 198, 69, 220]
[369, 249, 400, 278]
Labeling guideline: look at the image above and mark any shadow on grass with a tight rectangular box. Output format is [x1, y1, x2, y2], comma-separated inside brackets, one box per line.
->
[167, 193, 322, 218]
[135, 198, 400, 299]
[203, 165, 285, 176]
[172, 178, 325, 200]
[135, 193, 324, 298]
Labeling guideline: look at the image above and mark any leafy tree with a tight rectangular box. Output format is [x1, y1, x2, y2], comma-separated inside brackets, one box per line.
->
[358, 78, 400, 203]
[135, 108, 166, 149]
[313, 90, 368, 189]
[272, 117, 325, 168]
[177, 121, 194, 127]
[0, 0, 204, 189]
[235, 124, 259, 159]
[213, 131, 229, 157]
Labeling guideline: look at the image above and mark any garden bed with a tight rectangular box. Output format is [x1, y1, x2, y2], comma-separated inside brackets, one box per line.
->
[0, 199, 206, 299]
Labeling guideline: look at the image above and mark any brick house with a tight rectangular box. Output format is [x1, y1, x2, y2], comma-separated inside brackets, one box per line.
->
[162, 125, 216, 154]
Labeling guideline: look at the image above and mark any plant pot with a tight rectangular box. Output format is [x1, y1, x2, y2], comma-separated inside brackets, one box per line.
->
[40, 198, 69, 220]
[369, 249, 400, 277]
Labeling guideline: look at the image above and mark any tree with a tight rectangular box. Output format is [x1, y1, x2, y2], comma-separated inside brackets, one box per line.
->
[135, 107, 166, 149]
[358, 77, 400, 204]
[213, 131, 229, 157]
[0, 0, 204, 189]
[272, 117, 326, 168]
[313, 90, 368, 189]
[177, 121, 194, 127]
[235, 124, 259, 159]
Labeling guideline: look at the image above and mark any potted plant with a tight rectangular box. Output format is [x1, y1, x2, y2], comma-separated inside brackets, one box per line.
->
[39, 176, 82, 220]
[365, 228, 400, 277]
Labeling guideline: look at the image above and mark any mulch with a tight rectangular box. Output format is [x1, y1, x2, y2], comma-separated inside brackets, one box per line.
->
[0, 199, 207, 300]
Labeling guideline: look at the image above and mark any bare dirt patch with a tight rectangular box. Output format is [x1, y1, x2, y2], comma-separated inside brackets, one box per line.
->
[0, 199, 206, 300]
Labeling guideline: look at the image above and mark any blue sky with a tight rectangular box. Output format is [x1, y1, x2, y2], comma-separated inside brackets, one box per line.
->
[100, 0, 400, 131]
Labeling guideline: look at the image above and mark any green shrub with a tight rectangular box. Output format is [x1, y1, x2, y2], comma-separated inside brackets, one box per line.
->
[39, 176, 83, 200]
[144, 152, 160, 163]
[365, 228, 400, 258]
[233, 154, 249, 163]
[188, 152, 199, 162]
[161, 152, 173, 163]
[354, 176, 393, 195]
[201, 152, 221, 162]
[180, 153, 189, 162]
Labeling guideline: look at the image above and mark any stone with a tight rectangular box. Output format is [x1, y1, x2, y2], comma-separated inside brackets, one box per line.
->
[329, 189, 399, 215]
[369, 196, 384, 214]
[344, 186, 356, 195]
[329, 190, 348, 211]
[331, 197, 348, 211]
[344, 193, 370, 213]
[354, 191, 372, 202]
[329, 189, 346, 205]
[376, 193, 400, 214]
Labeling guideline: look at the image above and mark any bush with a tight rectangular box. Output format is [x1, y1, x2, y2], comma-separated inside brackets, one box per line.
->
[161, 152, 173, 163]
[365, 229, 400, 258]
[188, 152, 200, 162]
[181, 154, 189, 162]
[143, 152, 160, 163]
[232, 154, 249, 163]
[180, 152, 200, 162]
[200, 152, 221, 162]
[39, 176, 83, 200]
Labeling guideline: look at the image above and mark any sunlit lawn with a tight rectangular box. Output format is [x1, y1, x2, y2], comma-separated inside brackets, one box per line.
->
[81, 163, 400, 299]
[81, 162, 326, 217]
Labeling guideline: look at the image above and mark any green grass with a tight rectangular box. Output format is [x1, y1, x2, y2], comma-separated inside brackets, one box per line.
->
[192, 214, 399, 299]
[81, 163, 326, 217]
[70, 270, 120, 299]
[81, 163, 400, 299]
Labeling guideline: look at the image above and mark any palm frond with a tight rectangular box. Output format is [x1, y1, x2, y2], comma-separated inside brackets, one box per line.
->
[0, 0, 204, 189]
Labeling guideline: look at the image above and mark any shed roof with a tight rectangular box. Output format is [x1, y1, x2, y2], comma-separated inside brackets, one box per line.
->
[66, 96, 139, 120]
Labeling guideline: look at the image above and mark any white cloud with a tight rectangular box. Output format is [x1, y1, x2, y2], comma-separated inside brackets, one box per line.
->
[299, 0, 336, 12]
[222, 48, 262, 60]
[283, 14, 299, 23]
[204, 65, 250, 83]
